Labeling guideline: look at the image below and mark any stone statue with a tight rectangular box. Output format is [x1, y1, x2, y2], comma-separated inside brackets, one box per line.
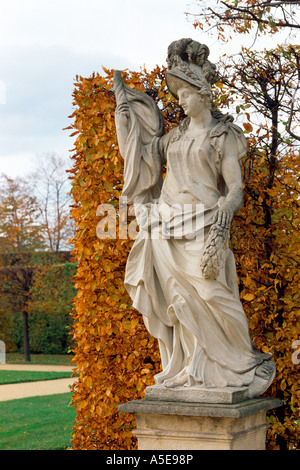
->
[114, 38, 276, 399]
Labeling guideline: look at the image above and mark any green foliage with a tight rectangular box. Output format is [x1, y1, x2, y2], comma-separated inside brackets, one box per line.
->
[0, 257, 77, 355]
[0, 309, 15, 351]
[0, 251, 72, 267]
[11, 312, 73, 355]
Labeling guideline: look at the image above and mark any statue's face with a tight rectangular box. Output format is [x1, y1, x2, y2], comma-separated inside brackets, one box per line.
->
[178, 85, 205, 118]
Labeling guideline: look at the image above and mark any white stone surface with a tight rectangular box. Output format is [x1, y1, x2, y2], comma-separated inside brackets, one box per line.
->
[145, 384, 249, 404]
[135, 411, 268, 450]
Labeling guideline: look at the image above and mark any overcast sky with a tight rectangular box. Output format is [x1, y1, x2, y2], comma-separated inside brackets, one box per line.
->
[0, 0, 291, 179]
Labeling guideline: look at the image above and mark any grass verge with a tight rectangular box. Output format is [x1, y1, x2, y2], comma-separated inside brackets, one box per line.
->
[0, 393, 75, 450]
[0, 371, 73, 385]
[5, 353, 74, 366]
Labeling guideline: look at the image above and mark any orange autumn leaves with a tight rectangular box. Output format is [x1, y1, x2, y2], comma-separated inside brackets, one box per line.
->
[68, 66, 299, 450]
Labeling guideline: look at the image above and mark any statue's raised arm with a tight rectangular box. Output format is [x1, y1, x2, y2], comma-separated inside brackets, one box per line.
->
[114, 70, 165, 205]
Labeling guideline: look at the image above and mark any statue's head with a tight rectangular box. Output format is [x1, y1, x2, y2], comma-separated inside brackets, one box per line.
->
[165, 38, 234, 123]
[165, 38, 216, 106]
[177, 84, 213, 118]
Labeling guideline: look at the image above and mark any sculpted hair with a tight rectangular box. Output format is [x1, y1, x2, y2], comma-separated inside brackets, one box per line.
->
[167, 38, 217, 86]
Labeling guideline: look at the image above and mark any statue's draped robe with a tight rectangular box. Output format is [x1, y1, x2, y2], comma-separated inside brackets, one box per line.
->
[117, 85, 269, 388]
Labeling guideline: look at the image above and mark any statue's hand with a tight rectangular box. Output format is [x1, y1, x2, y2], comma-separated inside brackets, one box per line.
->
[115, 103, 130, 155]
[212, 207, 233, 230]
[115, 103, 130, 127]
[200, 208, 232, 280]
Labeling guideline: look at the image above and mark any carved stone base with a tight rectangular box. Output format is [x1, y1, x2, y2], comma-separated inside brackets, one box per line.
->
[118, 395, 282, 450]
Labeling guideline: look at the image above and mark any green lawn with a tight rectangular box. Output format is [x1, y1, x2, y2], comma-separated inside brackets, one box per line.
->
[5, 353, 74, 366]
[0, 393, 75, 450]
[0, 370, 73, 385]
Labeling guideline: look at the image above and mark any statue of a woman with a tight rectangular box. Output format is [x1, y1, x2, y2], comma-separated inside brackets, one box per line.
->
[114, 38, 275, 398]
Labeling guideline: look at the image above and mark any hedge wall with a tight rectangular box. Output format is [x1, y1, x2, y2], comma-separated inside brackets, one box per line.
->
[68, 68, 299, 450]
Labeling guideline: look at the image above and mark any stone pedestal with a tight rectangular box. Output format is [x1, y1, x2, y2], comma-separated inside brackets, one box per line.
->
[118, 387, 282, 450]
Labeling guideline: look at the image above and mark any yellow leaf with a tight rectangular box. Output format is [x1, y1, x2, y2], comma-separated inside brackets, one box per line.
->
[131, 318, 139, 328]
[243, 293, 255, 301]
[86, 376, 93, 387]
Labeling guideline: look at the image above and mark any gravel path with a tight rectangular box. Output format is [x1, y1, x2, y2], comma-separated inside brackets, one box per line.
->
[0, 364, 77, 402]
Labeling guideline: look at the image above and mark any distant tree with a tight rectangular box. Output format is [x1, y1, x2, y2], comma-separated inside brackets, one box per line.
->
[30, 153, 74, 252]
[0, 176, 42, 361]
[0, 174, 44, 252]
[0, 252, 73, 362]
[0, 168, 74, 361]
[0, 257, 34, 361]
